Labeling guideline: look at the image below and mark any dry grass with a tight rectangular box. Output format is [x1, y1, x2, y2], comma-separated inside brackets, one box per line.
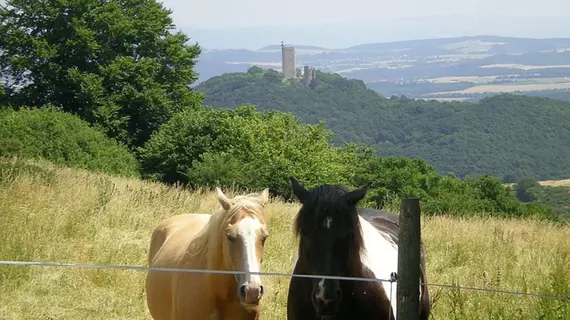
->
[539, 179, 570, 188]
[504, 178, 570, 189]
[1, 158, 569, 319]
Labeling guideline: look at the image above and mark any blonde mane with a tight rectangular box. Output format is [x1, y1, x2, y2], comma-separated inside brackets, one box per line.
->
[192, 191, 268, 270]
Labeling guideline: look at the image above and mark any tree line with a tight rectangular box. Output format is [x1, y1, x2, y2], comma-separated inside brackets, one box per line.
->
[195, 68, 570, 182]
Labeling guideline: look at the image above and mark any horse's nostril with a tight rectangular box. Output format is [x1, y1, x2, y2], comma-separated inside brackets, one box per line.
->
[259, 285, 264, 295]
[239, 285, 247, 298]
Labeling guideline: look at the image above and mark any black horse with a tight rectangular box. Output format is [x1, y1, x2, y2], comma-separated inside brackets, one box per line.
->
[286, 177, 431, 320]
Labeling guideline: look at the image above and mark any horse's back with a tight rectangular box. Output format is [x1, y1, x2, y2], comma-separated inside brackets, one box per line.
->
[357, 213, 399, 316]
[358, 207, 431, 320]
[146, 213, 211, 320]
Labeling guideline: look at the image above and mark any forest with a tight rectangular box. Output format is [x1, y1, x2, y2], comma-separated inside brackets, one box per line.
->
[195, 67, 570, 182]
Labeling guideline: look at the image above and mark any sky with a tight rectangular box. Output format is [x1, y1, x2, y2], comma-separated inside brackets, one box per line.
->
[2, 0, 568, 49]
[160, 0, 567, 29]
[157, 0, 569, 49]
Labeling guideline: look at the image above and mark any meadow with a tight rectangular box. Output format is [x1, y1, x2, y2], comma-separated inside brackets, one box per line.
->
[1, 158, 569, 319]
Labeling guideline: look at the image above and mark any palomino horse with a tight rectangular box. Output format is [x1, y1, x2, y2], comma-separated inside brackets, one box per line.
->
[146, 187, 270, 320]
[286, 177, 431, 320]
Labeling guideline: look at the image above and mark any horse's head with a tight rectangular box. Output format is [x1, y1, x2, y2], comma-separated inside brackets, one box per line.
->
[290, 177, 367, 317]
[216, 187, 270, 308]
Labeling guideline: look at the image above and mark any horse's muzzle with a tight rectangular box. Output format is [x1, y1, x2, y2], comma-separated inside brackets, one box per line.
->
[239, 284, 264, 307]
[312, 290, 341, 316]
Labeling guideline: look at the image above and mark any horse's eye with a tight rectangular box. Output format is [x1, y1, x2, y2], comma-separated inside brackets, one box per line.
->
[226, 233, 236, 242]
[261, 235, 268, 245]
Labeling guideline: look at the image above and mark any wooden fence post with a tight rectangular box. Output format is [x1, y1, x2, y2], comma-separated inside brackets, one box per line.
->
[397, 197, 421, 319]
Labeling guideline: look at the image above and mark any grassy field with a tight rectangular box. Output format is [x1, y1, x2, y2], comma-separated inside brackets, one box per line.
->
[1, 158, 569, 319]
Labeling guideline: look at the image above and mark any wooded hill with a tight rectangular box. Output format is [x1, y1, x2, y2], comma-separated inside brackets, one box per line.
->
[195, 67, 570, 181]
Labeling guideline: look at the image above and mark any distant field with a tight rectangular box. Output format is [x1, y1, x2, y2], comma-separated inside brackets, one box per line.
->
[426, 76, 569, 85]
[504, 179, 570, 188]
[419, 97, 470, 102]
[433, 54, 494, 61]
[426, 76, 498, 83]
[336, 67, 372, 73]
[428, 81, 570, 95]
[540, 179, 570, 187]
[481, 64, 570, 70]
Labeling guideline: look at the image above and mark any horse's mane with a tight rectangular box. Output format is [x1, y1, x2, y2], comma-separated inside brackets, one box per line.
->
[193, 191, 268, 269]
[293, 184, 366, 259]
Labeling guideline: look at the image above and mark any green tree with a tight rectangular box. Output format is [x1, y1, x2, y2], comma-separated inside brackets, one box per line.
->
[0, 0, 203, 148]
[515, 177, 541, 203]
[139, 105, 348, 197]
[195, 68, 570, 182]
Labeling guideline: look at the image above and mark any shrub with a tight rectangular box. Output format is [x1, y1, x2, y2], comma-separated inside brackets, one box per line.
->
[0, 107, 139, 177]
[139, 105, 347, 196]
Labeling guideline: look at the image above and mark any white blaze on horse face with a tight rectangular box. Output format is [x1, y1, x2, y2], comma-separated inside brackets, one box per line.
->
[237, 216, 263, 286]
[316, 278, 326, 300]
[324, 216, 332, 229]
[314, 217, 332, 299]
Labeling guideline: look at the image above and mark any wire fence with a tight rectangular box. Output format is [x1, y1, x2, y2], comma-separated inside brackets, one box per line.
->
[1, 260, 569, 302]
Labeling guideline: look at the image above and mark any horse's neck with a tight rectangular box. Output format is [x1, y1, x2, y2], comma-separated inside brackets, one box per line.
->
[197, 210, 237, 302]
[218, 302, 260, 320]
[199, 210, 227, 270]
[338, 274, 394, 319]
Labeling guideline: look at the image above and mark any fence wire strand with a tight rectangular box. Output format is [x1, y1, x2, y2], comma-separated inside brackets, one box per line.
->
[0, 260, 569, 302]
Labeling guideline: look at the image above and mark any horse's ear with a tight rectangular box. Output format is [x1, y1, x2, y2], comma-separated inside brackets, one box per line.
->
[344, 186, 367, 206]
[216, 187, 232, 210]
[290, 176, 309, 203]
[260, 188, 270, 206]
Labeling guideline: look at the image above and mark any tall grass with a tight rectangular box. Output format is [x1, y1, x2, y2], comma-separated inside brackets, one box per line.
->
[0, 158, 569, 319]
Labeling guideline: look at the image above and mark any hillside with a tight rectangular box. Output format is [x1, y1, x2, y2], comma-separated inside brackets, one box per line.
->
[195, 67, 570, 181]
[1, 158, 569, 319]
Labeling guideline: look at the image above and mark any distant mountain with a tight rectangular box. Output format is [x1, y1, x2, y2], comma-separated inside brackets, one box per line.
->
[195, 67, 570, 181]
[193, 35, 570, 87]
[182, 14, 570, 50]
[343, 35, 570, 54]
[257, 44, 330, 52]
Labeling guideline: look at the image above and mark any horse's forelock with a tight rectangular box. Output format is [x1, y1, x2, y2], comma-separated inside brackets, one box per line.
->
[221, 197, 266, 228]
[297, 185, 352, 221]
[293, 184, 366, 254]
